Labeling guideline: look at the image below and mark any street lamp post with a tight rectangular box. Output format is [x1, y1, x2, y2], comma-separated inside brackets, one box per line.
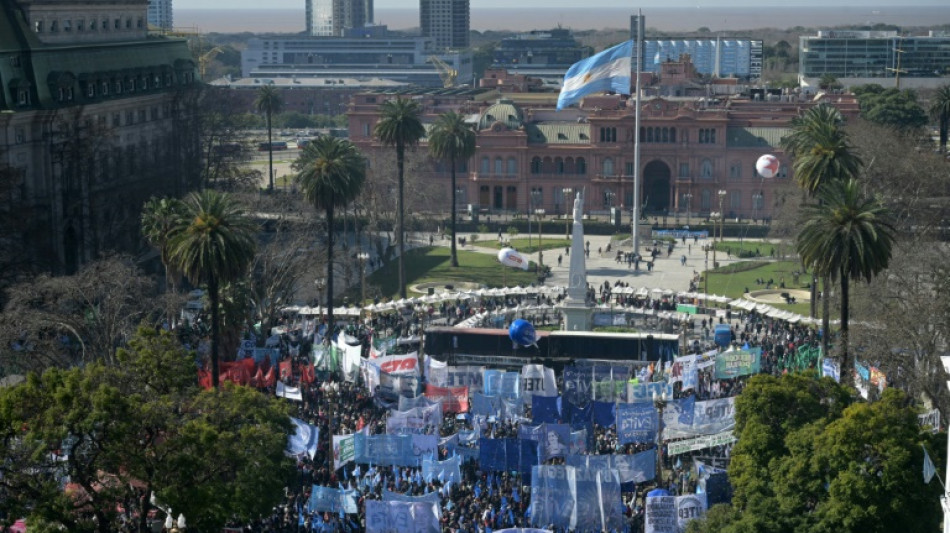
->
[653, 390, 668, 486]
[713, 190, 726, 268]
[357, 252, 370, 306]
[535, 208, 545, 282]
[684, 193, 693, 228]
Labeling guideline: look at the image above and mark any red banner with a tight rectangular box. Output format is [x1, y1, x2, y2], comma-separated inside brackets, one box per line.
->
[263, 367, 276, 388]
[424, 384, 469, 413]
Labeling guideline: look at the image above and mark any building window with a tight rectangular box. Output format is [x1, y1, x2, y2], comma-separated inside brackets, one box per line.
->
[599, 127, 616, 143]
[63, 19, 71, 32]
[77, 19, 84, 31]
[701, 189, 711, 210]
[699, 128, 717, 144]
[778, 165, 788, 178]
[625, 162, 634, 175]
[103, 19, 109, 31]
[701, 159, 713, 179]
[729, 161, 742, 179]
[361, 123, 370, 136]
[494, 157, 503, 175]
[679, 163, 690, 177]
[555, 158, 564, 174]
[576, 157, 587, 175]
[752, 192, 765, 210]
[603, 157, 614, 176]
[126, 18, 132, 29]
[115, 80, 122, 94]
[507, 157, 517, 175]
[14, 128, 25, 144]
[114, 18, 121, 30]
[670, 127, 676, 143]
[137, 18, 144, 29]
[151, 107, 159, 120]
[480, 157, 490, 174]
[530, 157, 541, 174]
[90, 19, 97, 30]
[730, 190, 741, 210]
[34, 20, 43, 32]
[112, 113, 120, 127]
[50, 20, 58, 32]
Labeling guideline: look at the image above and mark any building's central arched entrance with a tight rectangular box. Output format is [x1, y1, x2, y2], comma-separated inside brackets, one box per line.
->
[642, 160, 671, 215]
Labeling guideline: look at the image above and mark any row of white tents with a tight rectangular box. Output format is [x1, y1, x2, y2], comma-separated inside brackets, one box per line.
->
[282, 284, 834, 326]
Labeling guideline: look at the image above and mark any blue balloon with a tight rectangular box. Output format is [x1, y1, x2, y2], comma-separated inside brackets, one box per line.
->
[509, 319, 537, 347]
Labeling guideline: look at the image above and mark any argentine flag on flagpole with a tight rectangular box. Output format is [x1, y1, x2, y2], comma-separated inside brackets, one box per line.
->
[557, 40, 633, 110]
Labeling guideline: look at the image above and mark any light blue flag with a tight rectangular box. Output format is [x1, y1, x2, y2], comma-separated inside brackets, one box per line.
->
[288, 418, 319, 460]
[557, 40, 633, 110]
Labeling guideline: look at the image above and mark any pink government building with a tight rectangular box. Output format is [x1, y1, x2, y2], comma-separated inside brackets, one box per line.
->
[347, 62, 860, 222]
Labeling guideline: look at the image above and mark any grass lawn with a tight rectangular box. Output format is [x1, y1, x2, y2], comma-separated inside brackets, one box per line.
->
[365, 246, 541, 300]
[473, 238, 571, 254]
[702, 260, 821, 316]
[713, 240, 779, 258]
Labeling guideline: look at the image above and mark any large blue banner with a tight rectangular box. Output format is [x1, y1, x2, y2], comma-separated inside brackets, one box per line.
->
[479, 438, 538, 476]
[616, 403, 658, 444]
[354, 434, 434, 467]
[562, 366, 593, 406]
[575, 468, 624, 533]
[485, 370, 522, 399]
[518, 424, 545, 442]
[566, 450, 656, 484]
[592, 401, 616, 428]
[383, 489, 442, 504]
[530, 466, 576, 530]
[532, 395, 562, 424]
[308, 485, 344, 513]
[422, 456, 462, 484]
[472, 392, 500, 416]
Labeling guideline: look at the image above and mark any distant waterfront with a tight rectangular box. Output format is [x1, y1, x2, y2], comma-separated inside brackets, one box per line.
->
[175, 6, 949, 34]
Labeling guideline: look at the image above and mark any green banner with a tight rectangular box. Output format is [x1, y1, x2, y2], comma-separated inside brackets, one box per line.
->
[676, 303, 698, 314]
[714, 348, 762, 379]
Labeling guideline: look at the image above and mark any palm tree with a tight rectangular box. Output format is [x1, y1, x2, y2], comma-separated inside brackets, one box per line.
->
[295, 136, 366, 337]
[930, 84, 950, 153]
[428, 111, 476, 268]
[141, 196, 184, 295]
[374, 97, 425, 299]
[781, 103, 863, 355]
[168, 190, 257, 389]
[255, 85, 284, 192]
[782, 103, 862, 194]
[797, 179, 895, 386]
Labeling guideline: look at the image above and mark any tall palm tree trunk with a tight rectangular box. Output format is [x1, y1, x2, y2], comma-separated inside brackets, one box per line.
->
[821, 274, 830, 360]
[450, 153, 458, 267]
[326, 201, 336, 339]
[397, 142, 407, 299]
[267, 112, 274, 192]
[839, 268, 851, 387]
[209, 276, 221, 389]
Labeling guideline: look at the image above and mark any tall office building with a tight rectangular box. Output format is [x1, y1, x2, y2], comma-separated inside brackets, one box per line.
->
[306, 0, 373, 37]
[420, 0, 469, 50]
[147, 0, 173, 30]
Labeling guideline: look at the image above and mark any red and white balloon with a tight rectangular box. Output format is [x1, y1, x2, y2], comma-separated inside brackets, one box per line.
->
[756, 154, 780, 178]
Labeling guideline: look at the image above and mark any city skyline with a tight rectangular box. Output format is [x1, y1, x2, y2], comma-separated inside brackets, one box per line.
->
[176, 0, 947, 10]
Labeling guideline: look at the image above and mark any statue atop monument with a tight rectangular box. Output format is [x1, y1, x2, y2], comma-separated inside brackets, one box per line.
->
[562, 189, 591, 330]
[573, 192, 583, 224]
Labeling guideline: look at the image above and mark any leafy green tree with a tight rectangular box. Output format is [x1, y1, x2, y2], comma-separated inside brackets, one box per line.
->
[0, 327, 294, 533]
[374, 97, 425, 299]
[852, 84, 929, 131]
[168, 190, 257, 388]
[254, 85, 284, 192]
[797, 179, 895, 385]
[428, 111, 476, 267]
[818, 74, 842, 91]
[930, 84, 950, 153]
[295, 136, 366, 335]
[688, 375, 941, 533]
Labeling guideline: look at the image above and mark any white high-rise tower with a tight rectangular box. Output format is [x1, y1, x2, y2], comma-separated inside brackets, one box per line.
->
[147, 0, 173, 30]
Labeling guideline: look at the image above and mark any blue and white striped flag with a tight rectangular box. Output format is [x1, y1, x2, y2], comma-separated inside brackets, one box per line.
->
[557, 40, 633, 110]
[923, 444, 937, 484]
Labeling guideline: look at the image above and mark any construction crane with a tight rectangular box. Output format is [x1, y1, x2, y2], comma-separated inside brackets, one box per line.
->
[427, 55, 458, 88]
[199, 46, 225, 79]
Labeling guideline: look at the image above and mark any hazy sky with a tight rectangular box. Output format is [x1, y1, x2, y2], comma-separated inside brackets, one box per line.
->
[176, 0, 948, 10]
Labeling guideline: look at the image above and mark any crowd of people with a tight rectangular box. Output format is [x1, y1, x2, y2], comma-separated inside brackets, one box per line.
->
[200, 292, 828, 533]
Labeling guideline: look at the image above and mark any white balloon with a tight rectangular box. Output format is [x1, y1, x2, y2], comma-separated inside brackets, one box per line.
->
[497, 248, 530, 271]
[756, 154, 780, 178]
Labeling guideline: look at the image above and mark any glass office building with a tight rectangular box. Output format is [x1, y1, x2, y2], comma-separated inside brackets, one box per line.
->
[800, 30, 950, 80]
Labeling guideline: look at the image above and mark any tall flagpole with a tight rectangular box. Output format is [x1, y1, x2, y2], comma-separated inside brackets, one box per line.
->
[632, 9, 643, 259]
